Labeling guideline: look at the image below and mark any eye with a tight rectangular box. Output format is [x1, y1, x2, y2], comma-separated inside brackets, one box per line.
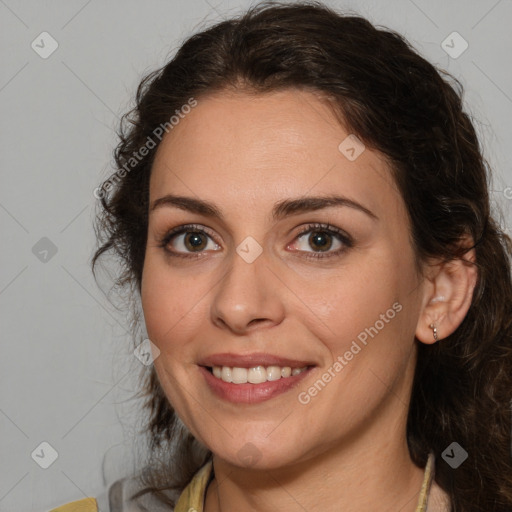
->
[158, 224, 219, 258]
[158, 222, 353, 260]
[290, 223, 353, 260]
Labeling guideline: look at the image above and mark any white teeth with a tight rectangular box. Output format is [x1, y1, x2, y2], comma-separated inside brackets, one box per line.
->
[211, 365, 308, 383]
[232, 367, 248, 384]
[221, 366, 232, 383]
[266, 366, 282, 381]
[248, 366, 267, 384]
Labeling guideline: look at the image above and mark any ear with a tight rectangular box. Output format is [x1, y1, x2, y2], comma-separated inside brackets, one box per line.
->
[416, 239, 478, 344]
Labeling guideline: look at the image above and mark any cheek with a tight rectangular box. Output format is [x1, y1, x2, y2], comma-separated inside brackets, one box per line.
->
[294, 265, 415, 428]
[140, 254, 213, 353]
[300, 250, 419, 396]
[141, 257, 182, 345]
[302, 257, 403, 342]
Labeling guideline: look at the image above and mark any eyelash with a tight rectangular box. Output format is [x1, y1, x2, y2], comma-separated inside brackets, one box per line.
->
[157, 222, 353, 261]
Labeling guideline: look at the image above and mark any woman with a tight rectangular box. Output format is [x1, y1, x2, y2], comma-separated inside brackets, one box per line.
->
[51, 1, 512, 511]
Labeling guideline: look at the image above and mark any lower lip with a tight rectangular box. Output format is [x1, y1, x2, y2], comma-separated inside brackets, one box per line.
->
[199, 366, 314, 404]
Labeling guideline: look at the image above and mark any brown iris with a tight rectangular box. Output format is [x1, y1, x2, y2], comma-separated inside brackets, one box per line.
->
[308, 231, 333, 252]
[184, 231, 207, 252]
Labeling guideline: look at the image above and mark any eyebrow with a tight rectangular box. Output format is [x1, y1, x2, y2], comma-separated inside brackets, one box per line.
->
[150, 194, 378, 221]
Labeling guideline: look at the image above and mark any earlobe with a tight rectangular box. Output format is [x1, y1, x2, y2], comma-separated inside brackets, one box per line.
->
[416, 246, 478, 345]
[428, 322, 439, 342]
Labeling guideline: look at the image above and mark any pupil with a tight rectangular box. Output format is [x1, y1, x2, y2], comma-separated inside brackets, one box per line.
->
[310, 231, 331, 251]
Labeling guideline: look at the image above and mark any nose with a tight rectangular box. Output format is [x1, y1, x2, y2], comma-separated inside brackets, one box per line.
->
[210, 247, 286, 335]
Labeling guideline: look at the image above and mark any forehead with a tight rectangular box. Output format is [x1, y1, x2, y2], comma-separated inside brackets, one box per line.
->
[149, 88, 403, 221]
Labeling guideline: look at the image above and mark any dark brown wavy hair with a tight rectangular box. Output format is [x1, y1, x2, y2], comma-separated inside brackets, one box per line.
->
[91, 2, 512, 510]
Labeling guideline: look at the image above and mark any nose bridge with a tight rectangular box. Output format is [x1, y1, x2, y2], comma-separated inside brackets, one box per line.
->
[211, 244, 283, 332]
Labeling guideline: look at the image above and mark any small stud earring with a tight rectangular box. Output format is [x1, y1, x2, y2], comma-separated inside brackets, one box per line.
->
[429, 323, 438, 341]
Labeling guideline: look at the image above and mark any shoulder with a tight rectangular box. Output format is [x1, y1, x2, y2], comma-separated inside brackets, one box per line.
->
[48, 497, 98, 511]
[48, 462, 210, 512]
[47, 477, 173, 512]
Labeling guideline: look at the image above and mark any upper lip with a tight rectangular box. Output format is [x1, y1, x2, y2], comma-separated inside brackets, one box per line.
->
[198, 352, 315, 369]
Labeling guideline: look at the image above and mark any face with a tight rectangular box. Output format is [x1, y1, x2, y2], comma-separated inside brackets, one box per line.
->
[141, 88, 425, 470]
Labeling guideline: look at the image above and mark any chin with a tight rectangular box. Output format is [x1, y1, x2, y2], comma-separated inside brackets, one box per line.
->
[210, 439, 304, 471]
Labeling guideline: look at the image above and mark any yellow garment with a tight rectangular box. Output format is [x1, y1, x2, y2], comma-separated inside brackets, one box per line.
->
[48, 497, 98, 512]
[174, 459, 213, 512]
[49, 453, 442, 511]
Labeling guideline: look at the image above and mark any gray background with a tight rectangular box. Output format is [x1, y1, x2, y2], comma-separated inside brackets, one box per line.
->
[1, 1, 511, 511]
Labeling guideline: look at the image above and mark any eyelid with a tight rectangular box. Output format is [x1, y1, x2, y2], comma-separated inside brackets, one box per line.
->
[293, 222, 352, 245]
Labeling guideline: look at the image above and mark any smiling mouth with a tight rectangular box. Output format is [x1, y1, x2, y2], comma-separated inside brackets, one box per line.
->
[204, 365, 310, 384]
